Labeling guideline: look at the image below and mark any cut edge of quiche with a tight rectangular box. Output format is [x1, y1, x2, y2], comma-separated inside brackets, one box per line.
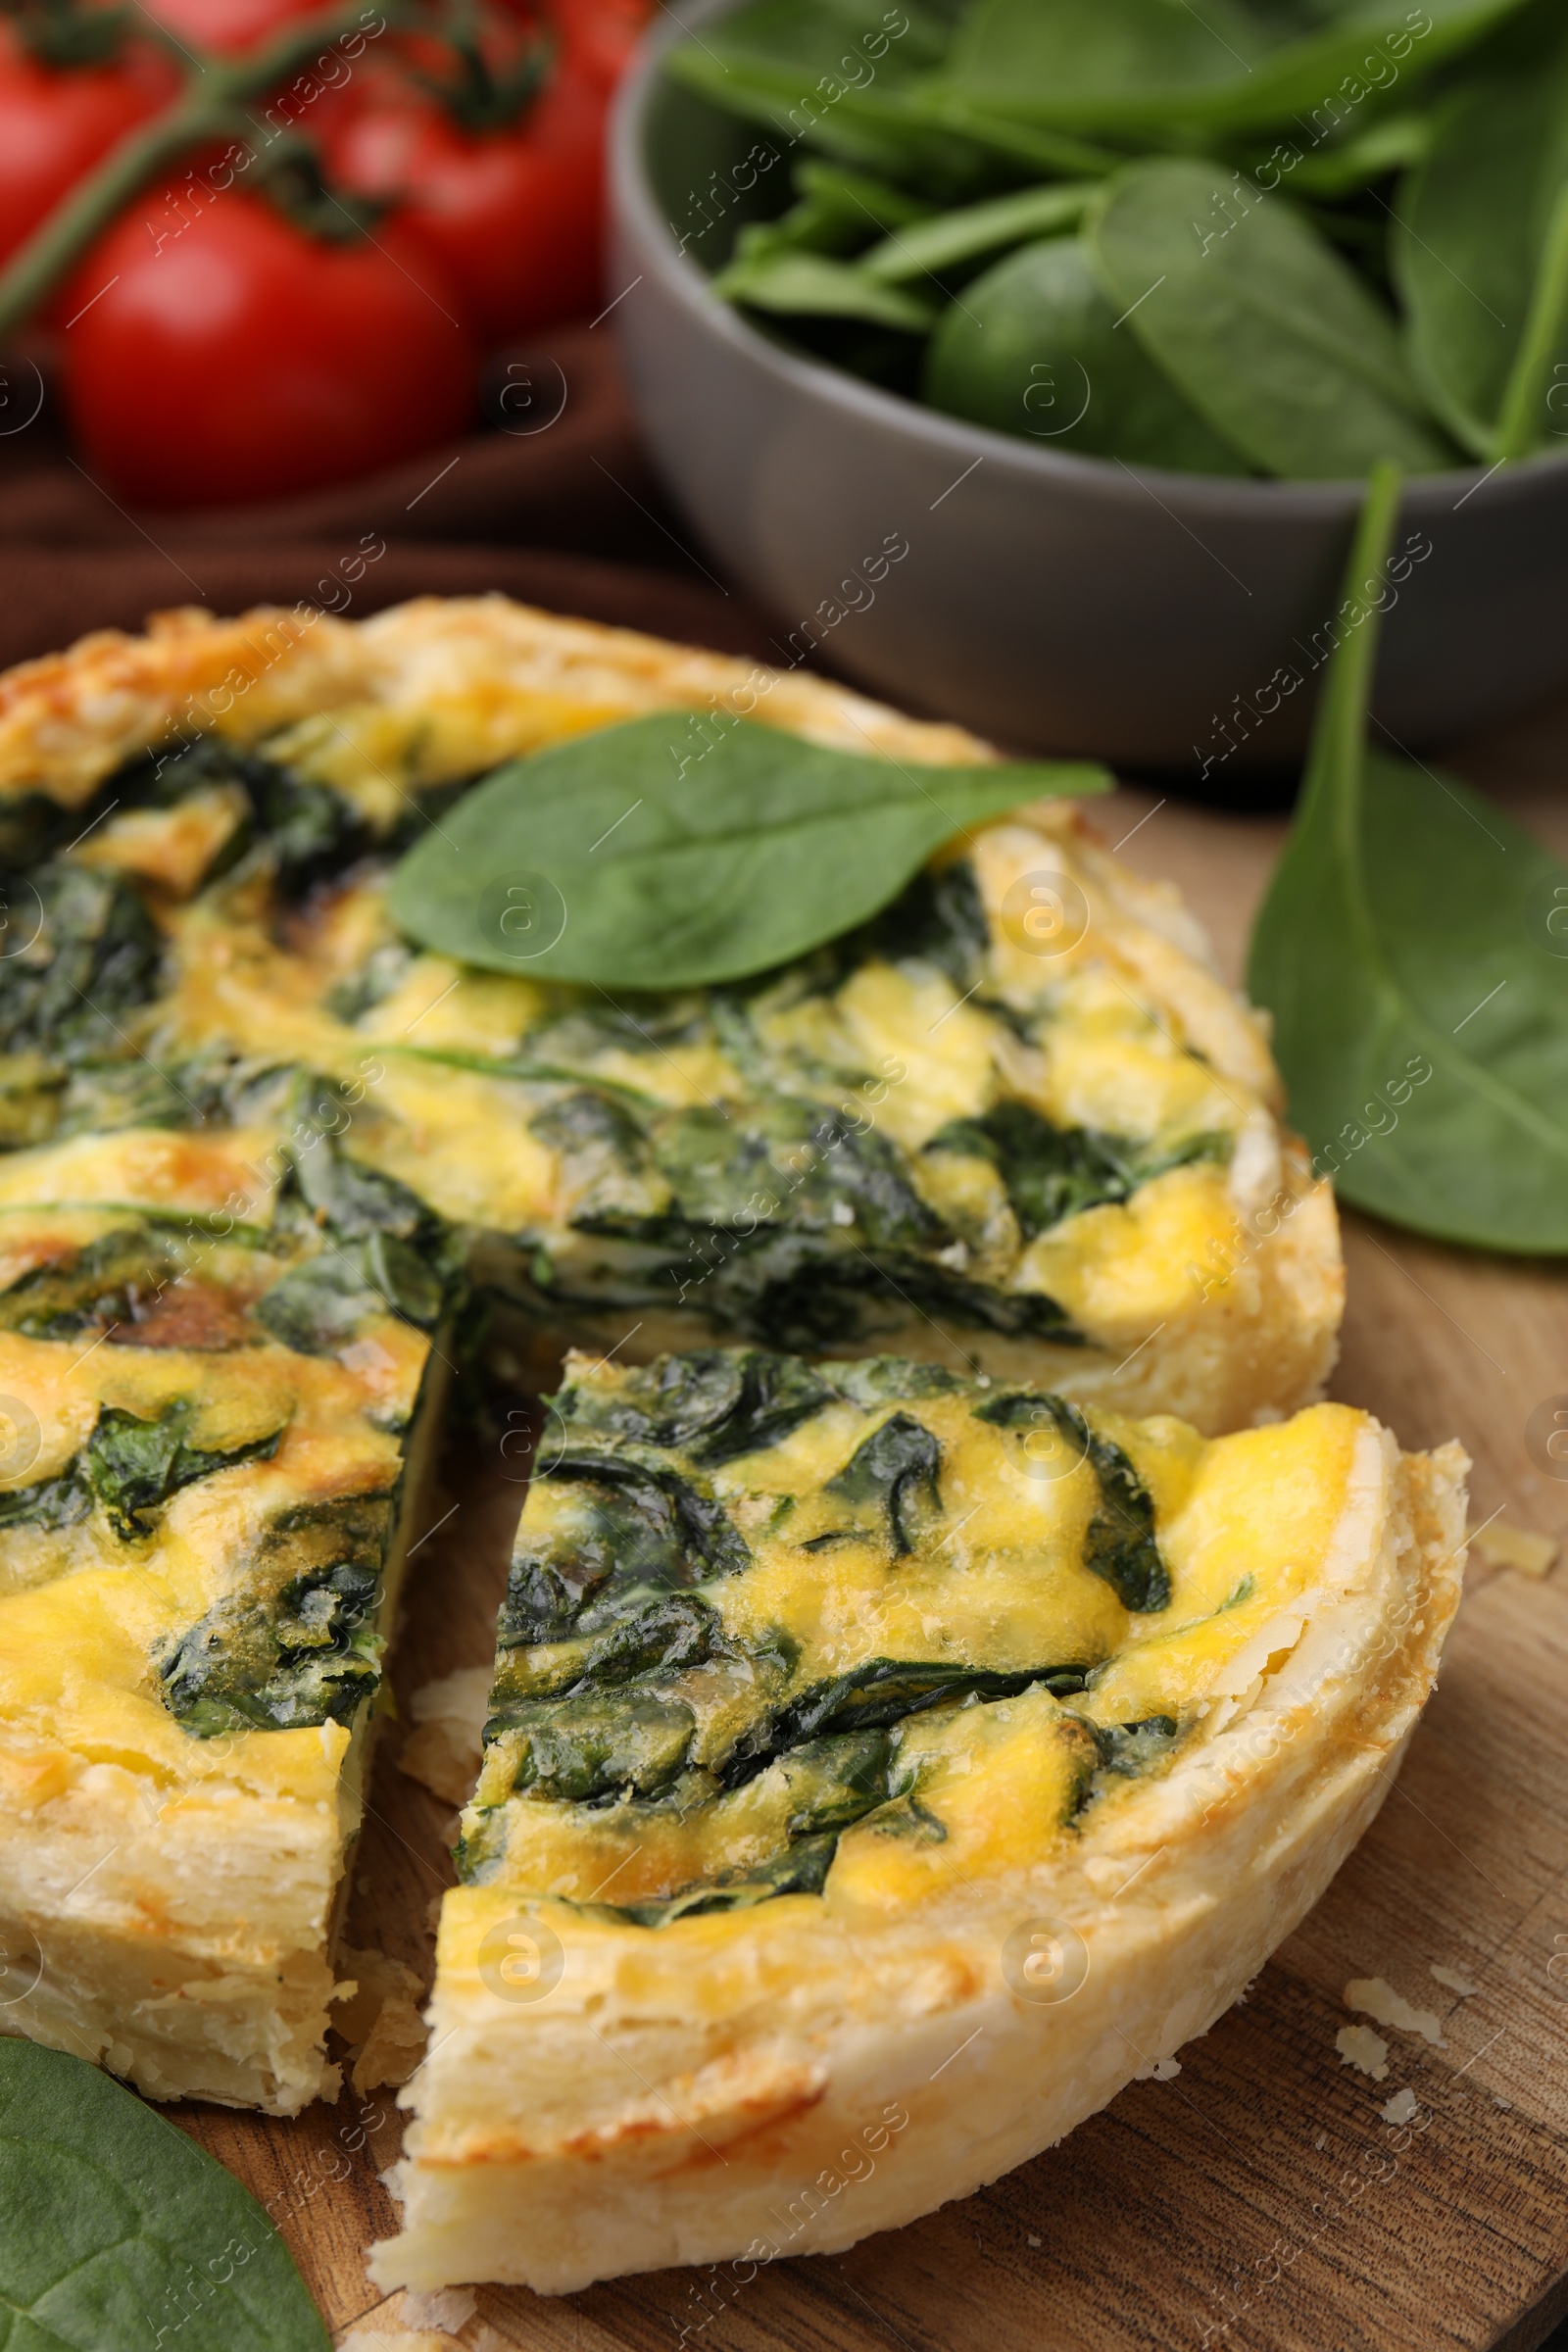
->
[370, 1348, 1467, 2295]
[0, 1130, 455, 2114]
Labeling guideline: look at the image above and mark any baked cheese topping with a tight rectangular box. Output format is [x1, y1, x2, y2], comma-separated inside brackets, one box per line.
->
[0, 703, 1281, 1379]
[459, 1348, 1364, 1923]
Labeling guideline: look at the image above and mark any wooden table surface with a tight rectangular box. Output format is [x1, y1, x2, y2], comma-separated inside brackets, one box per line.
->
[172, 702, 1568, 2352]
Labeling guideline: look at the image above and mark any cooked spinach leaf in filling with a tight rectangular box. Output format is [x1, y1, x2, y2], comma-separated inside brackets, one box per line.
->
[158, 1494, 393, 1736]
[459, 1347, 1189, 1914]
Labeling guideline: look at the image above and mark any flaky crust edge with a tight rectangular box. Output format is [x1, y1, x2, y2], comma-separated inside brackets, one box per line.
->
[372, 1429, 1466, 2294]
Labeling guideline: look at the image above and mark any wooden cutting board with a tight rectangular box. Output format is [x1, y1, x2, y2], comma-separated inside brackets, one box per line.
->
[171, 711, 1568, 2352]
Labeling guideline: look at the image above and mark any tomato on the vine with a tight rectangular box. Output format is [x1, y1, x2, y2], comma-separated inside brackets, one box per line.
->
[138, 0, 332, 57]
[59, 175, 475, 505]
[0, 22, 177, 269]
[319, 0, 651, 343]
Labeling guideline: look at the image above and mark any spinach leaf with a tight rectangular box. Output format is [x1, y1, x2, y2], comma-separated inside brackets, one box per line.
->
[946, 0, 1275, 133]
[643, 1094, 944, 1251]
[1088, 159, 1453, 476]
[662, 0, 988, 196]
[1395, 45, 1568, 458]
[621, 1830, 842, 1925]
[0, 1225, 172, 1339]
[862, 180, 1094, 282]
[159, 1494, 392, 1735]
[284, 1083, 432, 1242]
[557, 1348, 834, 1464]
[0, 1466, 93, 1533]
[1277, 109, 1433, 199]
[85, 1399, 286, 1541]
[1090, 1712, 1180, 1779]
[716, 248, 942, 328]
[720, 1657, 1088, 1778]
[823, 1408, 943, 1554]
[105, 732, 372, 898]
[927, 1101, 1229, 1236]
[975, 1392, 1168, 1609]
[253, 1250, 389, 1355]
[386, 713, 1106, 991]
[617, 1736, 893, 1925]
[0, 863, 162, 1068]
[485, 1690, 698, 1802]
[0, 2038, 327, 2352]
[944, 0, 1532, 140]
[538, 1448, 753, 1602]
[739, 1247, 1085, 1352]
[1247, 462, 1568, 1250]
[925, 234, 1253, 468]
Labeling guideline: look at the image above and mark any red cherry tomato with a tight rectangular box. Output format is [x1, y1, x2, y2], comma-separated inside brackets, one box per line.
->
[59, 183, 475, 506]
[0, 24, 177, 270]
[320, 0, 650, 343]
[137, 0, 326, 57]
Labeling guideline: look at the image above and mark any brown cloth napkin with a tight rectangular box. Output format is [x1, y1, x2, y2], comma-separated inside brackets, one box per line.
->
[0, 324, 777, 670]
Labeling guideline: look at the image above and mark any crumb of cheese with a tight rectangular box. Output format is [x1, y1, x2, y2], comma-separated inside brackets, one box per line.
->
[1469, 1520, 1559, 1579]
[1380, 2087, 1421, 2126]
[1346, 1976, 1446, 2046]
[1430, 1963, 1478, 1996]
[1337, 2025, 1389, 2082]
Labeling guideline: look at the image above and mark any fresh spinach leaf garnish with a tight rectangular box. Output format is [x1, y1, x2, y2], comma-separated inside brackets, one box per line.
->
[975, 1390, 1169, 1610]
[0, 2038, 328, 2352]
[387, 712, 1104, 991]
[715, 247, 942, 329]
[1248, 462, 1568, 1250]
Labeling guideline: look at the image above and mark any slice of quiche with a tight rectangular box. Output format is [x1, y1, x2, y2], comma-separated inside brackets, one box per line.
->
[375, 1347, 1466, 2294]
[0, 1122, 457, 2111]
[0, 597, 1341, 1437]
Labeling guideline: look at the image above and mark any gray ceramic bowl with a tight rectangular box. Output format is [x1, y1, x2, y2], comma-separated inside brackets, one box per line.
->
[609, 5, 1568, 774]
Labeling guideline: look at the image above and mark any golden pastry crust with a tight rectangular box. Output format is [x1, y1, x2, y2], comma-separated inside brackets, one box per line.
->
[0, 597, 990, 809]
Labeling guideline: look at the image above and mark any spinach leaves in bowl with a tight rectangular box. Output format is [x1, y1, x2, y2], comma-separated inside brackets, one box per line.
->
[672, 0, 1568, 477]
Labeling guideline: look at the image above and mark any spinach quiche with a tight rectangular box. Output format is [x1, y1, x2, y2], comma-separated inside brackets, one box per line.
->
[374, 1346, 1465, 2294]
[0, 593, 1350, 2120]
